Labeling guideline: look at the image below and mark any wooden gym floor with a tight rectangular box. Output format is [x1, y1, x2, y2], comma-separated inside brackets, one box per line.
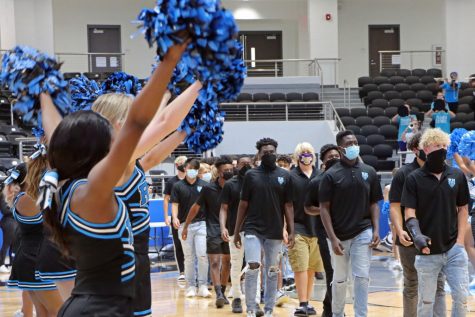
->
[1, 256, 475, 316]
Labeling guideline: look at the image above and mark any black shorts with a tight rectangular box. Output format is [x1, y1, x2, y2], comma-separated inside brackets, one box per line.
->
[207, 237, 230, 255]
[58, 294, 133, 317]
[133, 253, 152, 317]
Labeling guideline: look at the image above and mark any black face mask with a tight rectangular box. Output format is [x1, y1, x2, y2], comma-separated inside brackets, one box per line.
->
[325, 158, 340, 171]
[417, 149, 426, 162]
[222, 171, 234, 180]
[261, 153, 277, 170]
[238, 164, 251, 177]
[177, 164, 185, 172]
[425, 148, 447, 174]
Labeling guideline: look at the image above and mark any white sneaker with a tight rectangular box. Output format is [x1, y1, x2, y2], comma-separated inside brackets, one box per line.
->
[0, 265, 10, 273]
[264, 311, 273, 317]
[246, 312, 256, 317]
[197, 284, 212, 298]
[13, 310, 24, 317]
[185, 286, 196, 297]
[177, 274, 186, 283]
[275, 289, 290, 307]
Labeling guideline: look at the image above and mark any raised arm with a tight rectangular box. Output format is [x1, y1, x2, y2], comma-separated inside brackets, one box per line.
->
[86, 44, 186, 199]
[139, 130, 187, 172]
[131, 81, 202, 160]
[40, 93, 63, 144]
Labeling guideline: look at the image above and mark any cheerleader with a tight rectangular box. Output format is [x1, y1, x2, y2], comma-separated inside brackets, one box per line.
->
[39, 43, 187, 316]
[3, 164, 64, 317]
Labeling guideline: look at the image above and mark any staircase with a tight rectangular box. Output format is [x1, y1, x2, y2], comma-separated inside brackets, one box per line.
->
[321, 87, 364, 108]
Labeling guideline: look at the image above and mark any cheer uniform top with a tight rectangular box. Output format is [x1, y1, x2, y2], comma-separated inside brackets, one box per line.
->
[7, 192, 57, 291]
[115, 161, 152, 317]
[57, 179, 135, 317]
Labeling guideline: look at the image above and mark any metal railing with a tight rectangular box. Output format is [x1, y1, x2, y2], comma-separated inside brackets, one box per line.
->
[243, 58, 319, 78]
[343, 79, 351, 109]
[378, 50, 445, 75]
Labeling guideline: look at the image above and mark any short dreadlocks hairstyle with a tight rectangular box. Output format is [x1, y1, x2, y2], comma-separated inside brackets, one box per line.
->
[255, 138, 278, 151]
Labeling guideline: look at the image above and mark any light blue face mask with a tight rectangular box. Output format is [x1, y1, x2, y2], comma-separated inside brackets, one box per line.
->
[343, 145, 360, 160]
[186, 169, 198, 179]
[202, 172, 212, 182]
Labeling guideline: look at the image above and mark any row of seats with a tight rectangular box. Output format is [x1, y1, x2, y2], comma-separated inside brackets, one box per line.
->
[380, 68, 442, 78]
[337, 106, 417, 119]
[359, 74, 441, 87]
[236, 92, 319, 103]
[361, 83, 475, 101]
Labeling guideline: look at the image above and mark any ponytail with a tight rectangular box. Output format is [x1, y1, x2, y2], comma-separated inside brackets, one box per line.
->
[25, 152, 48, 199]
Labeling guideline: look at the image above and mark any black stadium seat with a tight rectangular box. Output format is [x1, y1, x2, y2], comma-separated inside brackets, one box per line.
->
[390, 76, 405, 85]
[384, 107, 398, 118]
[286, 92, 303, 101]
[355, 135, 367, 145]
[384, 91, 401, 101]
[303, 92, 319, 101]
[462, 88, 475, 97]
[451, 122, 464, 131]
[405, 76, 420, 85]
[459, 96, 474, 105]
[360, 84, 378, 99]
[0, 141, 13, 158]
[378, 160, 396, 171]
[389, 99, 405, 108]
[367, 107, 385, 118]
[374, 76, 390, 85]
[63, 72, 81, 80]
[396, 69, 411, 77]
[465, 121, 475, 130]
[83, 72, 101, 80]
[361, 155, 378, 169]
[379, 83, 394, 93]
[341, 116, 356, 126]
[406, 98, 423, 108]
[336, 108, 350, 117]
[355, 116, 373, 127]
[346, 125, 361, 135]
[401, 90, 417, 100]
[427, 68, 442, 78]
[420, 75, 436, 84]
[379, 124, 398, 140]
[417, 90, 434, 103]
[371, 99, 389, 109]
[412, 69, 426, 77]
[380, 69, 396, 77]
[365, 91, 384, 105]
[253, 93, 269, 102]
[350, 108, 367, 118]
[457, 104, 472, 114]
[237, 93, 252, 102]
[360, 144, 373, 156]
[373, 116, 391, 127]
[426, 83, 440, 94]
[358, 76, 373, 87]
[270, 92, 286, 102]
[394, 83, 411, 92]
[374, 144, 393, 159]
[360, 125, 379, 137]
[366, 134, 385, 146]
[410, 83, 426, 92]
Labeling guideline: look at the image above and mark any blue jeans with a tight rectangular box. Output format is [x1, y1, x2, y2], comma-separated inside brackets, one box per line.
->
[415, 244, 469, 317]
[329, 228, 372, 317]
[178, 221, 208, 287]
[244, 234, 282, 313]
[281, 244, 294, 280]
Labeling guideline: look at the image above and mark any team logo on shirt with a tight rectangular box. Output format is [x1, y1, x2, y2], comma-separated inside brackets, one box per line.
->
[277, 177, 285, 185]
[448, 178, 456, 188]
[361, 172, 368, 180]
[197, 186, 203, 192]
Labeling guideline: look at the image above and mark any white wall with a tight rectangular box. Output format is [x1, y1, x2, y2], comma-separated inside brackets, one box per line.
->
[52, 0, 156, 78]
[0, 0, 16, 50]
[338, 0, 446, 87]
[445, 0, 475, 81]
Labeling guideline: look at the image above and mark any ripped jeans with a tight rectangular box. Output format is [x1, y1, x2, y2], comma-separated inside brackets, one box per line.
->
[328, 228, 372, 317]
[244, 234, 282, 313]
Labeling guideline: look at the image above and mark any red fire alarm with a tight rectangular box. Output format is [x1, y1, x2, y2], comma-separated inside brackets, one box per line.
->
[325, 13, 332, 21]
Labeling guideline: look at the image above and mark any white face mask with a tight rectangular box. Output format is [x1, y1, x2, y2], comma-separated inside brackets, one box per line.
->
[202, 172, 212, 182]
[186, 169, 198, 179]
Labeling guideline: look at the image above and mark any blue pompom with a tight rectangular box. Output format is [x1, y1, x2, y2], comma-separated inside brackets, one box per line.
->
[447, 128, 468, 159]
[69, 75, 102, 111]
[0, 46, 71, 126]
[101, 72, 143, 96]
[459, 131, 475, 160]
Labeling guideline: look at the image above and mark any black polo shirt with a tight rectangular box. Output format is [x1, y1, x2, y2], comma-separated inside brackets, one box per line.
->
[401, 165, 469, 254]
[170, 178, 207, 223]
[196, 180, 222, 238]
[164, 176, 181, 196]
[389, 159, 420, 246]
[220, 176, 244, 236]
[319, 161, 383, 241]
[290, 166, 318, 237]
[241, 166, 292, 239]
[304, 173, 326, 234]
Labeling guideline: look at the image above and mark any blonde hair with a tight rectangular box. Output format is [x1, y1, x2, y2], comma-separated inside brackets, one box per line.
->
[174, 156, 188, 166]
[25, 155, 48, 199]
[92, 93, 133, 125]
[199, 163, 211, 174]
[293, 142, 316, 166]
[420, 128, 450, 149]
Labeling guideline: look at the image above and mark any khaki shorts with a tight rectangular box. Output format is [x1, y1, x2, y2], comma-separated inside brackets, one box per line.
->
[288, 234, 323, 272]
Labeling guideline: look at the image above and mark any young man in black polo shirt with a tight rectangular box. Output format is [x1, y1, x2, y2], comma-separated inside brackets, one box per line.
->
[234, 138, 295, 317]
[319, 130, 382, 317]
[288, 142, 320, 317]
[182, 156, 234, 308]
[389, 132, 446, 317]
[219, 156, 256, 313]
[163, 155, 187, 282]
[304, 143, 341, 317]
[171, 158, 210, 298]
[401, 128, 469, 317]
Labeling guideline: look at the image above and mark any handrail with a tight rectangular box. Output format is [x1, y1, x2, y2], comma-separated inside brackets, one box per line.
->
[378, 50, 445, 74]
[378, 50, 445, 53]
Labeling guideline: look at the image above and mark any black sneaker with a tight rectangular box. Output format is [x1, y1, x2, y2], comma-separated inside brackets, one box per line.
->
[294, 305, 317, 317]
[307, 305, 317, 315]
[256, 305, 264, 317]
[231, 298, 243, 313]
[216, 294, 226, 308]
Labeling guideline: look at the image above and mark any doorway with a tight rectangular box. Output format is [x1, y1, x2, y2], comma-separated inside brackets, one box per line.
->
[87, 25, 122, 73]
[239, 31, 283, 77]
[368, 25, 400, 77]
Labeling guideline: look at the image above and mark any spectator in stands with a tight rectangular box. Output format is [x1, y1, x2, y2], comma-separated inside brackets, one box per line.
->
[182, 156, 233, 308]
[171, 158, 210, 298]
[163, 156, 187, 282]
[429, 90, 448, 111]
[0, 191, 16, 273]
[440, 72, 461, 112]
[392, 104, 417, 152]
[402, 128, 469, 317]
[233, 137, 295, 317]
[277, 155, 292, 171]
[288, 142, 320, 317]
[389, 132, 446, 317]
[305, 144, 341, 317]
[319, 130, 383, 317]
[401, 118, 420, 164]
[426, 99, 455, 134]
